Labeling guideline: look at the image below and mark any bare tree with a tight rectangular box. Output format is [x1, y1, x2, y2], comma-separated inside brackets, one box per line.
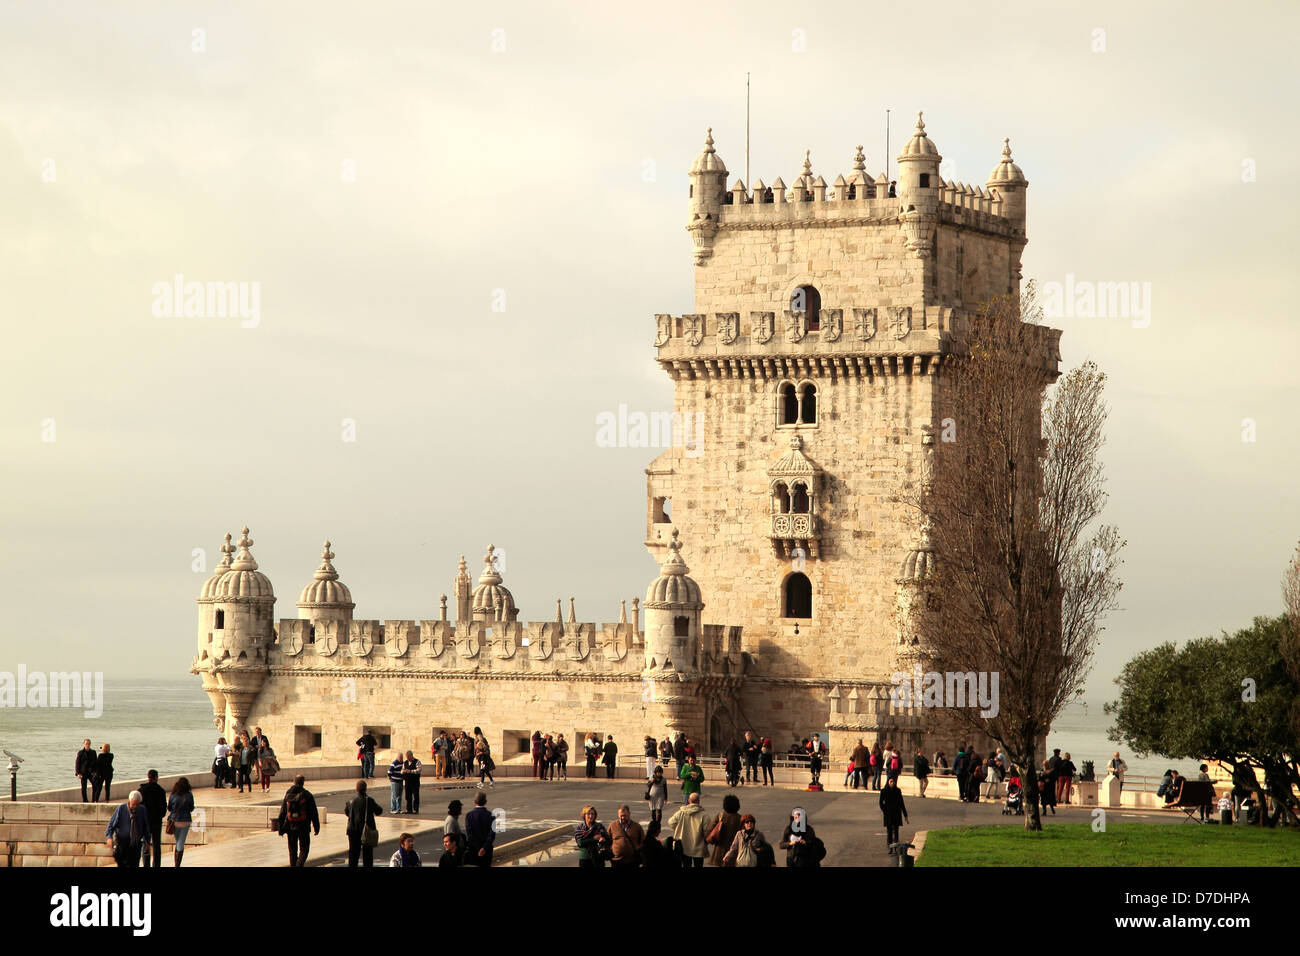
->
[1282, 543, 1300, 745]
[906, 286, 1123, 830]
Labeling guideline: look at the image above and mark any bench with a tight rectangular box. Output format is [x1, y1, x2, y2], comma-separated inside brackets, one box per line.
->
[1161, 780, 1215, 823]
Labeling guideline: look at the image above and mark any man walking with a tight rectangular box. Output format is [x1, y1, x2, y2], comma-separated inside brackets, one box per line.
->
[465, 792, 496, 867]
[105, 791, 150, 868]
[433, 731, 449, 779]
[356, 729, 378, 779]
[1108, 751, 1128, 791]
[672, 732, 686, 779]
[137, 770, 168, 868]
[74, 739, 96, 802]
[643, 735, 658, 779]
[277, 774, 321, 866]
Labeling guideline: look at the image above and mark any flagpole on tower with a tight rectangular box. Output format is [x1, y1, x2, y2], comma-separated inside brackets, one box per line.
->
[886, 108, 891, 187]
[745, 72, 751, 189]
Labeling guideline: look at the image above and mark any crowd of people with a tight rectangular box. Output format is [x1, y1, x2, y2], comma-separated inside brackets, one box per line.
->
[211, 727, 278, 793]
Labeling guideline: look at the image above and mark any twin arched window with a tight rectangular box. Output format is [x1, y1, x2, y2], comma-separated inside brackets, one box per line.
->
[771, 480, 811, 515]
[778, 381, 817, 426]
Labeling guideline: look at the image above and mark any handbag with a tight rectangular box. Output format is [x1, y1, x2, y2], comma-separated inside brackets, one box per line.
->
[706, 816, 723, 846]
[165, 816, 176, 836]
[736, 841, 758, 868]
[362, 824, 379, 847]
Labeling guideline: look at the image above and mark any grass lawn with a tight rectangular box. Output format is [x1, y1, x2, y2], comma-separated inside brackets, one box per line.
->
[916, 822, 1300, 866]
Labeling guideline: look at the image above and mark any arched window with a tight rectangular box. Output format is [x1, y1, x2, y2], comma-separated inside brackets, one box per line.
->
[791, 482, 810, 514]
[780, 382, 798, 425]
[792, 285, 821, 331]
[799, 382, 817, 423]
[784, 573, 812, 619]
[773, 481, 791, 514]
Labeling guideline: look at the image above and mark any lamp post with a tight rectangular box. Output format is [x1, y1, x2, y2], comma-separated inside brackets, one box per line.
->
[4, 751, 23, 801]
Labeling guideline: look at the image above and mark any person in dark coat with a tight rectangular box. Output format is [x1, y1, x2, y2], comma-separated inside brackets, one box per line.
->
[723, 738, 743, 788]
[137, 770, 168, 867]
[672, 732, 687, 778]
[343, 780, 383, 867]
[91, 744, 114, 803]
[779, 811, 821, 868]
[602, 735, 618, 779]
[277, 775, 321, 866]
[879, 776, 909, 848]
[74, 739, 96, 802]
[465, 792, 496, 866]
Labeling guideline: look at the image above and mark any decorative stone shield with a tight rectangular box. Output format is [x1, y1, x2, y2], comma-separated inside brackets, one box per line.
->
[350, 627, 373, 658]
[654, 314, 672, 347]
[683, 314, 705, 347]
[717, 312, 739, 345]
[283, 626, 304, 657]
[386, 624, 409, 658]
[422, 623, 447, 659]
[854, 308, 878, 341]
[533, 623, 558, 661]
[753, 311, 775, 344]
[822, 308, 843, 342]
[784, 310, 807, 343]
[317, 624, 339, 657]
[892, 306, 913, 339]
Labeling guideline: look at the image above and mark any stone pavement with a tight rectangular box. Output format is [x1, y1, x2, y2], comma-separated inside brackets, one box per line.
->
[165, 773, 1191, 867]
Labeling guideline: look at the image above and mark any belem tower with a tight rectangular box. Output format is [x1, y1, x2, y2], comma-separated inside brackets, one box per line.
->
[191, 113, 1062, 764]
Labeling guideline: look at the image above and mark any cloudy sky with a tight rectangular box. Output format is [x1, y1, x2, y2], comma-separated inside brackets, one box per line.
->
[1, 1, 1296, 702]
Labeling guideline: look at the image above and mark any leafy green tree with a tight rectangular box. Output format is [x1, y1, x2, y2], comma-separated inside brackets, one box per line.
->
[1106, 616, 1299, 826]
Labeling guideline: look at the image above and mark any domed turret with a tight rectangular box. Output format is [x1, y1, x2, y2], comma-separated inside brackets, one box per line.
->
[896, 111, 942, 258]
[643, 529, 704, 674]
[297, 540, 355, 622]
[196, 532, 235, 656]
[895, 522, 936, 651]
[470, 544, 518, 623]
[687, 127, 728, 265]
[206, 526, 275, 737]
[986, 137, 1028, 229]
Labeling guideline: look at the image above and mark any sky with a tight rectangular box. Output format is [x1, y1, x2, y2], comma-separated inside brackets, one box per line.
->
[1, 0, 1297, 702]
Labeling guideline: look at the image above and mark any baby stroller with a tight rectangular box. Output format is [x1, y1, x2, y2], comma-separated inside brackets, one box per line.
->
[1002, 777, 1024, 816]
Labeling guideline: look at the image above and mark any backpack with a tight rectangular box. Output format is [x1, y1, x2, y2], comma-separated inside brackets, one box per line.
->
[285, 790, 308, 825]
[807, 835, 827, 863]
[889, 754, 901, 771]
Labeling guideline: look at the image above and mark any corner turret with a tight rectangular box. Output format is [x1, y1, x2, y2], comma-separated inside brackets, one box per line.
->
[896, 111, 942, 258]
[687, 128, 728, 265]
[986, 137, 1028, 232]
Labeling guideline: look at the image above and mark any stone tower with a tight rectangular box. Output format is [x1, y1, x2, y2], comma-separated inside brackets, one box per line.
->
[647, 115, 1060, 752]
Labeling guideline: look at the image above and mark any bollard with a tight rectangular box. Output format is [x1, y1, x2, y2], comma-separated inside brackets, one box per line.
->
[889, 841, 915, 867]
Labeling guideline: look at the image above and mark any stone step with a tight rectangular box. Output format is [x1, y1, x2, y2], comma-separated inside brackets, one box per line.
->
[0, 824, 210, 845]
[0, 802, 323, 829]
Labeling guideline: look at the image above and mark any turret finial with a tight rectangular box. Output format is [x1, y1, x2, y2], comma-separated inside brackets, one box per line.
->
[703, 127, 715, 152]
[802, 149, 812, 180]
[853, 145, 866, 172]
[231, 526, 258, 571]
[1002, 137, 1013, 160]
[915, 111, 925, 133]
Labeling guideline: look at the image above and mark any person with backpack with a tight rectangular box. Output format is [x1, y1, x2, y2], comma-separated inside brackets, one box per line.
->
[886, 746, 903, 783]
[387, 753, 406, 813]
[869, 742, 883, 790]
[666, 792, 710, 868]
[277, 774, 321, 867]
[722, 813, 772, 867]
[166, 777, 195, 867]
[343, 780, 383, 867]
[879, 775, 909, 849]
[779, 810, 824, 867]
[389, 832, 421, 867]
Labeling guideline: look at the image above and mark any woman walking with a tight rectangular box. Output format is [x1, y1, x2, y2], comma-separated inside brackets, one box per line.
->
[708, 793, 743, 867]
[555, 733, 569, 780]
[237, 735, 255, 793]
[92, 743, 114, 802]
[913, 748, 931, 798]
[473, 727, 495, 789]
[646, 765, 669, 824]
[542, 734, 556, 781]
[166, 777, 194, 867]
[869, 742, 883, 790]
[574, 805, 610, 868]
[258, 742, 278, 793]
[584, 733, 599, 779]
